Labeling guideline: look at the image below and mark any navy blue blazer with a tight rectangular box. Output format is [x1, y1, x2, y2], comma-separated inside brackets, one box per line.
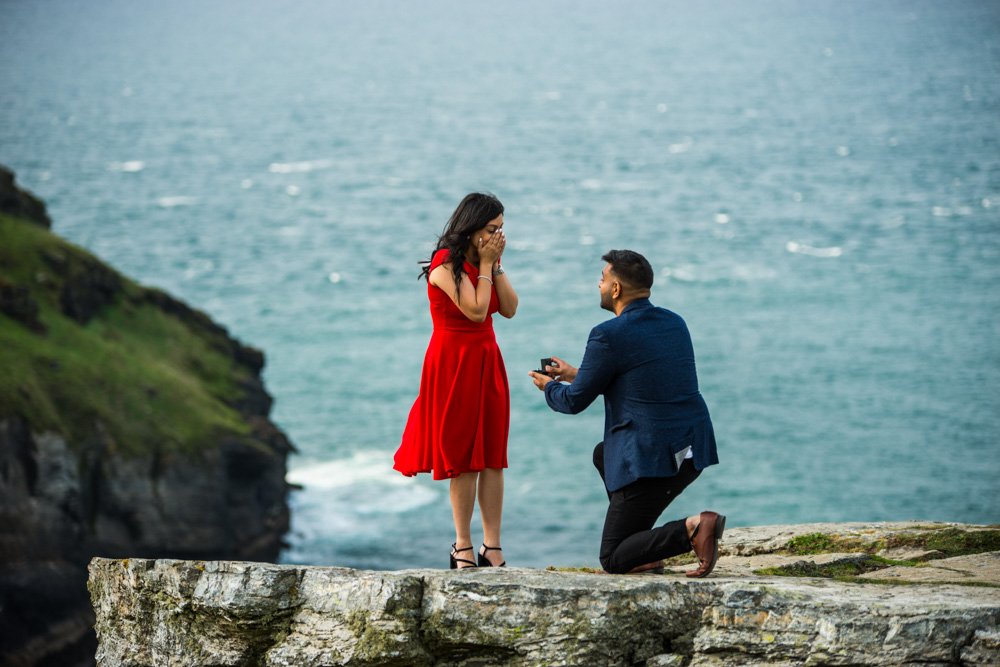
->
[545, 298, 719, 492]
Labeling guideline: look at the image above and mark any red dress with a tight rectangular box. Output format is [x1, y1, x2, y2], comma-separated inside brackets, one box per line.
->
[393, 248, 510, 479]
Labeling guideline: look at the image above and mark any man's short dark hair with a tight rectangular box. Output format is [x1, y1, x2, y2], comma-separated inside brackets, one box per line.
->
[602, 249, 654, 290]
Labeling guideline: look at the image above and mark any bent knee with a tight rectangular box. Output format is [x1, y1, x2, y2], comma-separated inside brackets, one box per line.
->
[600, 554, 613, 573]
[599, 548, 629, 574]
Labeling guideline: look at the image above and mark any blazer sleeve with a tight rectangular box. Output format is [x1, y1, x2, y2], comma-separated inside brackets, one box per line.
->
[544, 327, 616, 414]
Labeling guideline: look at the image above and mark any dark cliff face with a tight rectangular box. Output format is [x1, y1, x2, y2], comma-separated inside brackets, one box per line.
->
[0, 166, 50, 229]
[0, 166, 295, 667]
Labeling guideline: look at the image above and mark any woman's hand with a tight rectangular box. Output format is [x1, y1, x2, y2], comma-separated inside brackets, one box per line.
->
[478, 229, 504, 265]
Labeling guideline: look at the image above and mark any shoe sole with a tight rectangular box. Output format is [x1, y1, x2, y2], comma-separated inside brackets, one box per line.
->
[709, 514, 726, 574]
[687, 513, 726, 578]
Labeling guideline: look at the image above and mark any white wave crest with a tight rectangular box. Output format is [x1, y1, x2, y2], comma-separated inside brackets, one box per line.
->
[268, 159, 334, 174]
[289, 451, 411, 490]
[786, 241, 843, 258]
[108, 160, 145, 173]
[157, 196, 197, 208]
[288, 450, 437, 516]
[661, 265, 697, 282]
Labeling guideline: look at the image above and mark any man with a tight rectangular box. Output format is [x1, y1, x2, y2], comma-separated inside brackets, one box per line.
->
[529, 249, 724, 576]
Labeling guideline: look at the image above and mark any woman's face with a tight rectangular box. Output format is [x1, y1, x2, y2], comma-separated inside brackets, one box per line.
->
[469, 214, 504, 253]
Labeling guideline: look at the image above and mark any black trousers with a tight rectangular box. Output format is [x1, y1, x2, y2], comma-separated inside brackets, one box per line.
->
[593, 442, 701, 574]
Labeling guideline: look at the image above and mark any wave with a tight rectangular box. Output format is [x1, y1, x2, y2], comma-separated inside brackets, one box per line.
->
[288, 450, 438, 518]
[268, 159, 334, 174]
[786, 241, 843, 258]
[107, 160, 145, 173]
[289, 451, 397, 489]
[157, 196, 197, 208]
[660, 263, 779, 283]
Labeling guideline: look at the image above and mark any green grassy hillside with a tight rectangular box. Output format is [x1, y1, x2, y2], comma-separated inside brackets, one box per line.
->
[0, 213, 253, 456]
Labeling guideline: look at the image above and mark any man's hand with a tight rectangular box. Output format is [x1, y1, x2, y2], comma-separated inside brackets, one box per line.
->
[528, 371, 553, 390]
[530, 355, 579, 390]
[546, 356, 577, 383]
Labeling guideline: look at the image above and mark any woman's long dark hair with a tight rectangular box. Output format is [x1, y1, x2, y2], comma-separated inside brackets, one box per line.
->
[419, 193, 504, 301]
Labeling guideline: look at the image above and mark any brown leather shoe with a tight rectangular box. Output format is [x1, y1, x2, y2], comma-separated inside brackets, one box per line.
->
[686, 511, 726, 578]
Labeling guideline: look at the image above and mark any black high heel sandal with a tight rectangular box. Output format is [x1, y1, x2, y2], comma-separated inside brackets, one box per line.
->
[478, 544, 506, 567]
[450, 544, 477, 569]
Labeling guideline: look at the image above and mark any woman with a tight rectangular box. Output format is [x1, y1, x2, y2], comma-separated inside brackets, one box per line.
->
[393, 192, 518, 569]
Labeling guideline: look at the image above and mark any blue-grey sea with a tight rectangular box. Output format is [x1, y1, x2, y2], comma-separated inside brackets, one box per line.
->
[2, 0, 998, 570]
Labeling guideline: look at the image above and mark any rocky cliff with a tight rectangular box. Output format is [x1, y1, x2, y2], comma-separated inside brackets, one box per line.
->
[89, 522, 999, 666]
[0, 167, 294, 666]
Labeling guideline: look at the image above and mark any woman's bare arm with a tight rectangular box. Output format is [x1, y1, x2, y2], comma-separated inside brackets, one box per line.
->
[492, 267, 518, 318]
[429, 232, 503, 323]
[430, 262, 494, 322]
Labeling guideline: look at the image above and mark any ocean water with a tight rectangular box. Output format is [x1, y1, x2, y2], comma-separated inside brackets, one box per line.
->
[2, 0, 998, 570]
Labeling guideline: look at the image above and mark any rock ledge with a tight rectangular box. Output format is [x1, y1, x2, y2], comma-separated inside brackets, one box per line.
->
[89, 522, 1000, 666]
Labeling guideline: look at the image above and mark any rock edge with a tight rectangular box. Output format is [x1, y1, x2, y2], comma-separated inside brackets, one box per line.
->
[90, 522, 1000, 666]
